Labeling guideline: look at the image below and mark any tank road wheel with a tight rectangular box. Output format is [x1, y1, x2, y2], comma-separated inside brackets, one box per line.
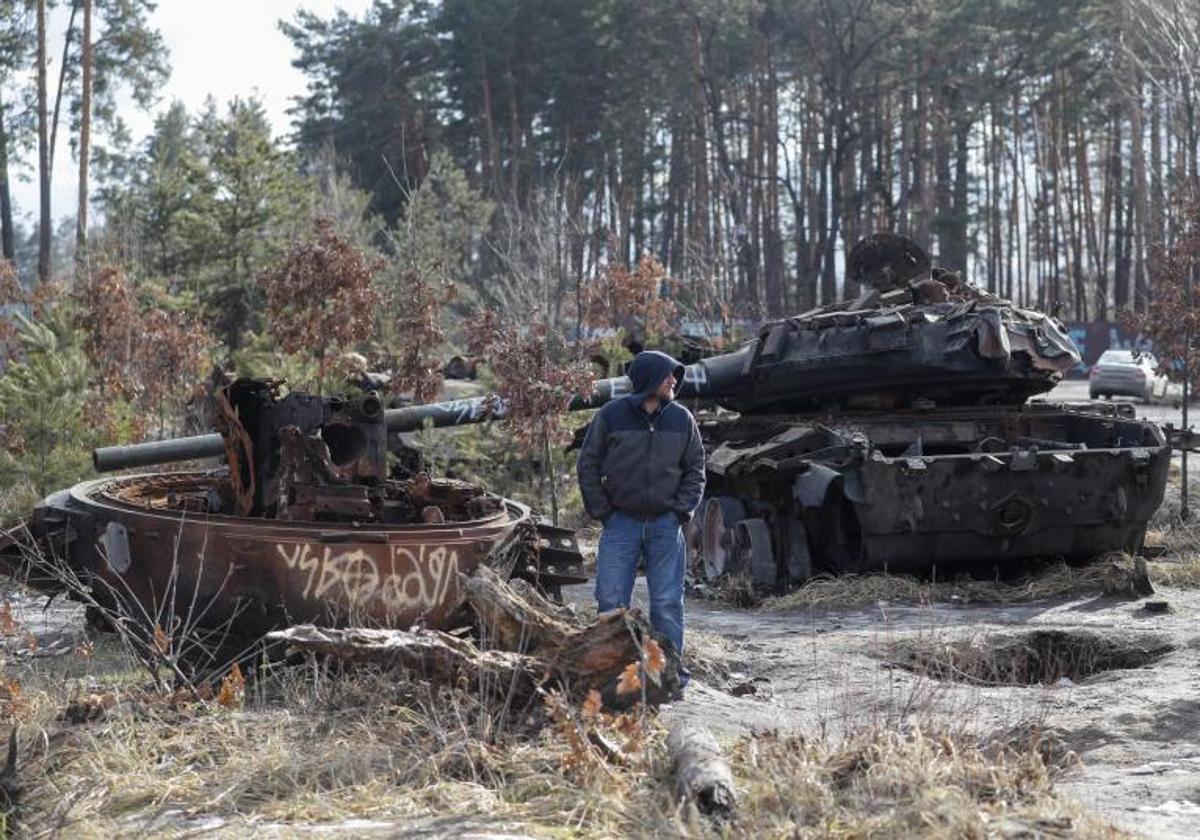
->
[785, 516, 813, 582]
[735, 518, 777, 587]
[701, 496, 746, 581]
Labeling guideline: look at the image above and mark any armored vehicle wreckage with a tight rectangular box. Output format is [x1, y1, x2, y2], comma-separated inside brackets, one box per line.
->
[0, 234, 1173, 630]
[385, 234, 1172, 587]
[0, 379, 586, 661]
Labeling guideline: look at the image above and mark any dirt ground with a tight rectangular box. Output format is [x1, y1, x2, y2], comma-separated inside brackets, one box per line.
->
[6, 466, 1200, 836]
[563, 564, 1200, 837]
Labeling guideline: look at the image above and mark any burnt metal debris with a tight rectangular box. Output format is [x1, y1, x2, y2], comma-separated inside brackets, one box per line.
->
[0, 232, 1175, 632]
[0, 377, 586, 659]
[370, 233, 1170, 588]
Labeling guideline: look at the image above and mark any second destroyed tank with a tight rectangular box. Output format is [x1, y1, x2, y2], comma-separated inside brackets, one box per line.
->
[389, 232, 1167, 587]
[687, 234, 1166, 585]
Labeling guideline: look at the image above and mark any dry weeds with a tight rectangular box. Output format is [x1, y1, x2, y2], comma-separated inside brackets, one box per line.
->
[760, 555, 1146, 612]
[8, 652, 671, 837]
[1146, 555, 1200, 587]
[727, 727, 1121, 839]
[0, 635, 1128, 838]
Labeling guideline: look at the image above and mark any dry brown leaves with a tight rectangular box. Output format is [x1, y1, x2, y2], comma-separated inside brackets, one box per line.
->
[259, 217, 383, 385]
[544, 685, 652, 777]
[466, 310, 593, 450]
[133, 308, 214, 413]
[642, 637, 665, 685]
[1121, 201, 1200, 385]
[73, 264, 213, 430]
[386, 267, 455, 403]
[217, 663, 246, 709]
[1, 260, 65, 362]
[583, 253, 677, 341]
[76, 265, 137, 393]
[152, 624, 170, 655]
[0, 677, 25, 720]
[615, 662, 641, 695]
[0, 602, 17, 635]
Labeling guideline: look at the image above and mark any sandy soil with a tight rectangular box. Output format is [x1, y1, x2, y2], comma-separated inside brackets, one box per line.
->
[561, 576, 1200, 840]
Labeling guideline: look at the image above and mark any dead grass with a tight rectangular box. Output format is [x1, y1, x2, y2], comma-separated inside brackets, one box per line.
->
[1144, 514, 1200, 587]
[1, 642, 1129, 838]
[760, 556, 1141, 612]
[727, 726, 1122, 839]
[5, 644, 679, 838]
[1147, 556, 1200, 588]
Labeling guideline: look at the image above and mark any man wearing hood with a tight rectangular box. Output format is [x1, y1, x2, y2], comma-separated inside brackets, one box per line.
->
[576, 350, 706, 685]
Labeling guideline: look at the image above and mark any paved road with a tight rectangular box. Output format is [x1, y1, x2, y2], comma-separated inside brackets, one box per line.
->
[1040, 379, 1197, 427]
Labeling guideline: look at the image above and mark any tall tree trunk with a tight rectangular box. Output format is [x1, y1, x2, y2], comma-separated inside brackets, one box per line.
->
[1109, 115, 1128, 309]
[1128, 77, 1150, 310]
[933, 103, 952, 266]
[49, 1, 80, 171]
[763, 39, 784, 317]
[818, 115, 834, 303]
[36, 0, 51, 284]
[947, 117, 971, 274]
[1150, 84, 1163, 245]
[75, 0, 93, 269]
[1007, 94, 1020, 303]
[0, 90, 15, 264]
[1075, 123, 1102, 318]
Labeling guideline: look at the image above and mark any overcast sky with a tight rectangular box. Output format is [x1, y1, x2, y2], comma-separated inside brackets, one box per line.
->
[10, 0, 375, 226]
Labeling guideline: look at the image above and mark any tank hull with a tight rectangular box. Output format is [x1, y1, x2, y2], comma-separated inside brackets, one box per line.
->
[694, 401, 1170, 583]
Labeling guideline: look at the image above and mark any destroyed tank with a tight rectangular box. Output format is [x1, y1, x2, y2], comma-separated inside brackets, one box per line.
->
[385, 233, 1172, 587]
[0, 378, 586, 663]
[3, 232, 1170, 613]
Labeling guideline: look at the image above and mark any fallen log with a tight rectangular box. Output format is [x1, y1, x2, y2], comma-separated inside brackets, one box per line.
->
[267, 567, 682, 708]
[461, 566, 576, 655]
[266, 624, 544, 697]
[667, 722, 737, 820]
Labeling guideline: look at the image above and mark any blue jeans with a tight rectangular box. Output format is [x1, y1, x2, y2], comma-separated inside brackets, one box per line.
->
[595, 511, 686, 663]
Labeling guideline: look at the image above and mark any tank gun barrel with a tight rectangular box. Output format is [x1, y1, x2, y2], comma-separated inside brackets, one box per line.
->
[90, 351, 750, 473]
[384, 350, 749, 433]
[93, 433, 228, 472]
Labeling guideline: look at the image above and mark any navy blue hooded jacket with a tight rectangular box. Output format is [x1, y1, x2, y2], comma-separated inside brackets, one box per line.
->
[576, 350, 706, 523]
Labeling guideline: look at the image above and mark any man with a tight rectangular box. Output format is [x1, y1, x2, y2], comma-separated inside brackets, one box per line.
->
[576, 350, 705, 685]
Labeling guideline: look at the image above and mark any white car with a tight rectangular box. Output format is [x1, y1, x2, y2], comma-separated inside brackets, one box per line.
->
[1089, 349, 1169, 403]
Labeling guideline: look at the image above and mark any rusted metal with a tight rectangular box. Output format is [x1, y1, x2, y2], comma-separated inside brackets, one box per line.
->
[1, 376, 586, 656]
[15, 472, 533, 631]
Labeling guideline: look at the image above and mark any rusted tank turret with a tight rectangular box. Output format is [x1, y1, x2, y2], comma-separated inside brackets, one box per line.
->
[0, 378, 585, 662]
